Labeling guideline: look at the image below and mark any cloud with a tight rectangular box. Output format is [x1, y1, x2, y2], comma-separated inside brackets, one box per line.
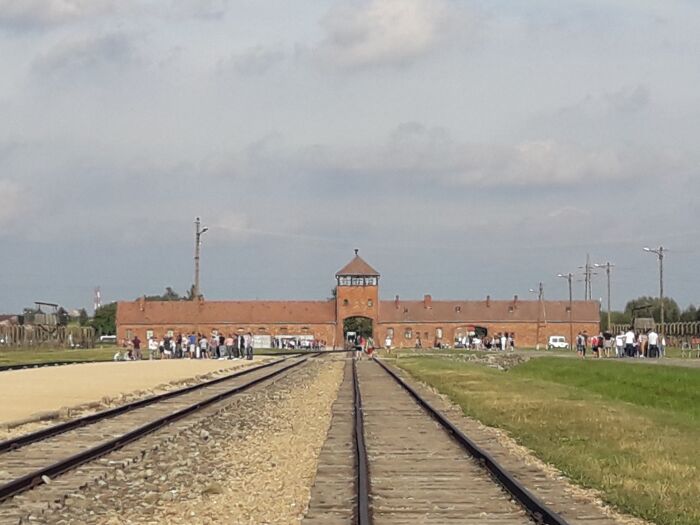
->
[220, 45, 285, 76]
[166, 0, 231, 20]
[31, 33, 137, 81]
[284, 123, 645, 188]
[315, 0, 451, 69]
[0, 0, 118, 30]
[0, 179, 26, 229]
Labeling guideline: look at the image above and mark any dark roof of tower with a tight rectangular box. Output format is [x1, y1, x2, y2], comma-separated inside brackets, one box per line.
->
[335, 254, 380, 277]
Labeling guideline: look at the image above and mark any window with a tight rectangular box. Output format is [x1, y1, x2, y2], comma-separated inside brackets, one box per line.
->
[351, 277, 364, 285]
[455, 305, 461, 312]
[367, 299, 373, 307]
[339, 276, 352, 286]
[387, 328, 394, 338]
[436, 328, 443, 339]
[146, 329, 153, 340]
[258, 327, 267, 332]
[126, 330, 133, 340]
[343, 299, 349, 306]
[167, 330, 174, 337]
[404, 328, 413, 339]
[365, 277, 377, 286]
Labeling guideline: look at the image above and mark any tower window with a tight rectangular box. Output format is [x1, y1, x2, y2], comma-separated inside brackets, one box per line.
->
[367, 299, 373, 307]
[343, 299, 349, 306]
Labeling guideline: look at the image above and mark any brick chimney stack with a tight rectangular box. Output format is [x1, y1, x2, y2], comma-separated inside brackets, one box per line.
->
[138, 296, 146, 312]
[424, 294, 432, 309]
[486, 295, 491, 308]
[513, 294, 518, 308]
[395, 295, 400, 309]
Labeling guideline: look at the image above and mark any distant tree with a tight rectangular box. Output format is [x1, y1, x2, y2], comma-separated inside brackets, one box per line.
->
[144, 287, 182, 302]
[343, 317, 373, 338]
[680, 304, 699, 322]
[91, 303, 117, 335]
[624, 296, 680, 323]
[57, 307, 70, 326]
[600, 310, 631, 331]
[78, 308, 89, 326]
[329, 286, 337, 300]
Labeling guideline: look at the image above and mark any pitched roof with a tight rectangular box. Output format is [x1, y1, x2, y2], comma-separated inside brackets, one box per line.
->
[117, 300, 336, 326]
[335, 254, 380, 277]
[379, 300, 599, 324]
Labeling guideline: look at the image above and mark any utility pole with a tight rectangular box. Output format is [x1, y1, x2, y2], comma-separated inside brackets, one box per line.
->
[529, 282, 545, 349]
[557, 273, 574, 350]
[644, 246, 665, 339]
[194, 217, 209, 299]
[579, 254, 596, 300]
[594, 262, 615, 332]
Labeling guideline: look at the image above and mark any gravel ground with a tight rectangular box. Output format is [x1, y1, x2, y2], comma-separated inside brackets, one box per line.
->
[32, 357, 345, 525]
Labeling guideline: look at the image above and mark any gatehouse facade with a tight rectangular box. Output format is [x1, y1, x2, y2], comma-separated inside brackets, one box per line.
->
[116, 253, 600, 348]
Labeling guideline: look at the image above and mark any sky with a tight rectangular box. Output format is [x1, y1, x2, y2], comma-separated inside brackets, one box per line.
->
[1, 0, 699, 313]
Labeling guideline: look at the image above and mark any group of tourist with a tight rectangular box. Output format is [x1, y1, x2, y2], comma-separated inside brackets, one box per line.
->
[115, 332, 255, 361]
[575, 329, 665, 359]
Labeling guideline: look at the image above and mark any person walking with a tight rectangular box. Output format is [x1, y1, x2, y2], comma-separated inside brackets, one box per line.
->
[225, 334, 234, 359]
[245, 332, 253, 360]
[648, 329, 660, 358]
[624, 328, 636, 358]
[148, 336, 158, 360]
[132, 335, 142, 360]
[615, 332, 624, 358]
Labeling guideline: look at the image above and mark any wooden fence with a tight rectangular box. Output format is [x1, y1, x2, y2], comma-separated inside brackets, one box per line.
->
[0, 325, 96, 348]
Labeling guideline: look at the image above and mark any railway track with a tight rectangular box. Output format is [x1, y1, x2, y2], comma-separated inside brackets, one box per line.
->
[0, 354, 315, 506]
[304, 356, 570, 524]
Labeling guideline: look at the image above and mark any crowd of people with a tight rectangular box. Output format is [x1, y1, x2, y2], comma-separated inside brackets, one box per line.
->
[115, 332, 255, 361]
[575, 329, 665, 359]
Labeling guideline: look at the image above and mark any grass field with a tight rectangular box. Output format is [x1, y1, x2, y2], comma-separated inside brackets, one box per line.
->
[0, 347, 115, 366]
[395, 356, 700, 525]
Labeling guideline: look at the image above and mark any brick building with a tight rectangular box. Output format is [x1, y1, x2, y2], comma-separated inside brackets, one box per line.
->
[116, 252, 600, 348]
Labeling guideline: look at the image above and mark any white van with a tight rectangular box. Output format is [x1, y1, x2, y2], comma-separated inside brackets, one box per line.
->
[547, 336, 569, 350]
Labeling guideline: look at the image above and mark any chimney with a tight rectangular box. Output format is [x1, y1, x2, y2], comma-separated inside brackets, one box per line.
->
[513, 294, 518, 308]
[138, 296, 146, 312]
[486, 295, 491, 308]
[395, 295, 400, 309]
[424, 294, 432, 309]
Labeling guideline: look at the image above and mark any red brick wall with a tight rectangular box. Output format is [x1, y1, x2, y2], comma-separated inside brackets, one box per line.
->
[376, 321, 599, 349]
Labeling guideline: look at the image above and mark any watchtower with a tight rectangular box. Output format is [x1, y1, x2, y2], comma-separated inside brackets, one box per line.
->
[335, 250, 380, 344]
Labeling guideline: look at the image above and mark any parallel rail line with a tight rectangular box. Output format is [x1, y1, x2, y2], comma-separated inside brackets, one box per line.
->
[0, 355, 314, 503]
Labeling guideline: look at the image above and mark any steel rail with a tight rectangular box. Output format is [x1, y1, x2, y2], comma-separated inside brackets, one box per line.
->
[0, 357, 290, 453]
[0, 356, 311, 503]
[352, 357, 372, 525]
[373, 357, 570, 525]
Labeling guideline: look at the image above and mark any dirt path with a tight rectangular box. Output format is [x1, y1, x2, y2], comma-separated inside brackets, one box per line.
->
[0, 358, 268, 425]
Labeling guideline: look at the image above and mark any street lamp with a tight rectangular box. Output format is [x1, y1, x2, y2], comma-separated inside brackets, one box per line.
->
[557, 273, 574, 350]
[594, 262, 615, 333]
[643, 246, 665, 340]
[194, 217, 209, 299]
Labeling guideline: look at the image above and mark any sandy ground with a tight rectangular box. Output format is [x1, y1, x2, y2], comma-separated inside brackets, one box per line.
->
[0, 358, 268, 425]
